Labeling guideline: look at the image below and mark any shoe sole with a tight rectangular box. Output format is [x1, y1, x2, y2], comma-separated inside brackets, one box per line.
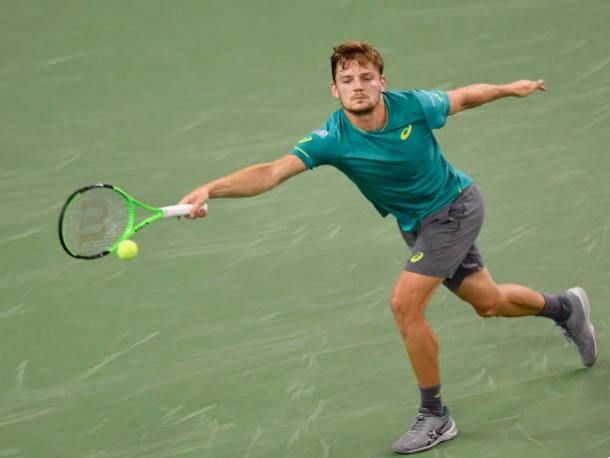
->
[393, 418, 458, 455]
[567, 287, 597, 367]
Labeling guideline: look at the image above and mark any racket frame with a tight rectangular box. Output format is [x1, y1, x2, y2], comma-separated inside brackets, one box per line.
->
[58, 183, 175, 260]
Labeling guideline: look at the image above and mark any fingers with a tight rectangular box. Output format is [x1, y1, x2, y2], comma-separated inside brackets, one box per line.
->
[176, 191, 209, 220]
[189, 196, 204, 219]
[527, 79, 545, 93]
[192, 200, 208, 218]
[186, 194, 209, 219]
[512, 79, 546, 97]
[196, 205, 208, 218]
[537, 79, 546, 91]
[176, 195, 191, 221]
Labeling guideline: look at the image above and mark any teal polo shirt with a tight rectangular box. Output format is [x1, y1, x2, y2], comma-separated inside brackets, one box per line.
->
[290, 89, 472, 233]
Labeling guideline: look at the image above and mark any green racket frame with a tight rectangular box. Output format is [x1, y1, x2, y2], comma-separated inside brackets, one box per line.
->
[58, 183, 206, 260]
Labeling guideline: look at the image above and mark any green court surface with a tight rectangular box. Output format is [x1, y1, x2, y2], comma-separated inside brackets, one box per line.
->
[1, 1, 609, 457]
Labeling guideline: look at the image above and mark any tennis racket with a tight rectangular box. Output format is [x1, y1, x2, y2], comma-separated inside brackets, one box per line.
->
[58, 183, 207, 260]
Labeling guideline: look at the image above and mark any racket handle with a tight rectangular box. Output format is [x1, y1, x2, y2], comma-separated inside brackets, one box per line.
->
[162, 203, 208, 218]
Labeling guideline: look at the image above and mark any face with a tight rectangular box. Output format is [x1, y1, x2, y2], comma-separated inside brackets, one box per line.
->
[331, 59, 387, 115]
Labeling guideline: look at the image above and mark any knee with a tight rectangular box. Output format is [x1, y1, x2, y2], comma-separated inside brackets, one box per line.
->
[391, 296, 425, 333]
[475, 305, 498, 318]
[391, 295, 418, 317]
[390, 295, 403, 315]
[470, 293, 505, 318]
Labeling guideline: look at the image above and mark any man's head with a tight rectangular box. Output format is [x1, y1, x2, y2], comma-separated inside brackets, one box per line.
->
[330, 40, 387, 115]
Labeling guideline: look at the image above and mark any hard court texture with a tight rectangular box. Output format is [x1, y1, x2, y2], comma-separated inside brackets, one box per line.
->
[1, 1, 609, 457]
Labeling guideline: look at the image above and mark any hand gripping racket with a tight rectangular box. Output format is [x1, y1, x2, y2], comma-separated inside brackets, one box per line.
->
[58, 183, 207, 260]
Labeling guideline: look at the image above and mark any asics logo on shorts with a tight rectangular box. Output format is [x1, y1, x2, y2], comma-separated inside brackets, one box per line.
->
[400, 125, 412, 141]
[410, 252, 424, 263]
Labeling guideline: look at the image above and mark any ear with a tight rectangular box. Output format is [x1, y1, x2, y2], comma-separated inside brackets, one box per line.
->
[330, 82, 339, 99]
[380, 75, 388, 91]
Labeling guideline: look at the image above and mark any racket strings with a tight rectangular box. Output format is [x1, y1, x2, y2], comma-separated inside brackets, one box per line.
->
[61, 188, 130, 257]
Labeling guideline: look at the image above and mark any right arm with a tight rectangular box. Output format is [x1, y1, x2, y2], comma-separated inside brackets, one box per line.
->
[178, 154, 307, 218]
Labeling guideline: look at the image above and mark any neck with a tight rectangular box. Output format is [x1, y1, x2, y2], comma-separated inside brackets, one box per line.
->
[344, 96, 387, 132]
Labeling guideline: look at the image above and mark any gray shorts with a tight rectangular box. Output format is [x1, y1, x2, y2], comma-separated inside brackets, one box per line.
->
[400, 184, 485, 291]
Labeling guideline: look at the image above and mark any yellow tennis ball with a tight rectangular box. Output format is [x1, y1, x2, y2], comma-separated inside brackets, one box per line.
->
[116, 240, 138, 261]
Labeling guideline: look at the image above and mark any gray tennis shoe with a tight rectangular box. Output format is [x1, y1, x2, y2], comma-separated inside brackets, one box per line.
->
[392, 406, 457, 454]
[558, 287, 597, 367]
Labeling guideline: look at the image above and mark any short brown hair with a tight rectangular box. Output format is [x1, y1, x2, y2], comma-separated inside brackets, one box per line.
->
[331, 40, 384, 81]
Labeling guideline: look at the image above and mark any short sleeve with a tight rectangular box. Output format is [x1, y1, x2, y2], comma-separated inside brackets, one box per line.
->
[290, 128, 335, 169]
[412, 90, 451, 129]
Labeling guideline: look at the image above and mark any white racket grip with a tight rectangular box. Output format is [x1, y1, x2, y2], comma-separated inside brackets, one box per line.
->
[162, 203, 208, 218]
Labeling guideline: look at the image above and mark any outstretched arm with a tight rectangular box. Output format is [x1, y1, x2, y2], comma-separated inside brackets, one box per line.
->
[447, 79, 546, 115]
[179, 154, 307, 218]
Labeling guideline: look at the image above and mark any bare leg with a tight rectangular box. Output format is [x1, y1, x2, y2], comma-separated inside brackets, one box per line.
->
[391, 271, 444, 387]
[455, 267, 544, 317]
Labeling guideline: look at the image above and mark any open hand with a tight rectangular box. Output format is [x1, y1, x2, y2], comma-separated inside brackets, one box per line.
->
[509, 79, 546, 97]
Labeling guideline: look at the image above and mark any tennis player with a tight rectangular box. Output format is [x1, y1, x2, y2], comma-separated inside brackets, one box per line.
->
[179, 41, 597, 454]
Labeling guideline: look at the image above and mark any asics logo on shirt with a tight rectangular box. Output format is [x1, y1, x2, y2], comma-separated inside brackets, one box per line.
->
[299, 136, 313, 143]
[400, 125, 413, 141]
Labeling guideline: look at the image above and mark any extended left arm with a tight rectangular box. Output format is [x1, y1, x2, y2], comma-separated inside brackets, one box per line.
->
[447, 79, 546, 115]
